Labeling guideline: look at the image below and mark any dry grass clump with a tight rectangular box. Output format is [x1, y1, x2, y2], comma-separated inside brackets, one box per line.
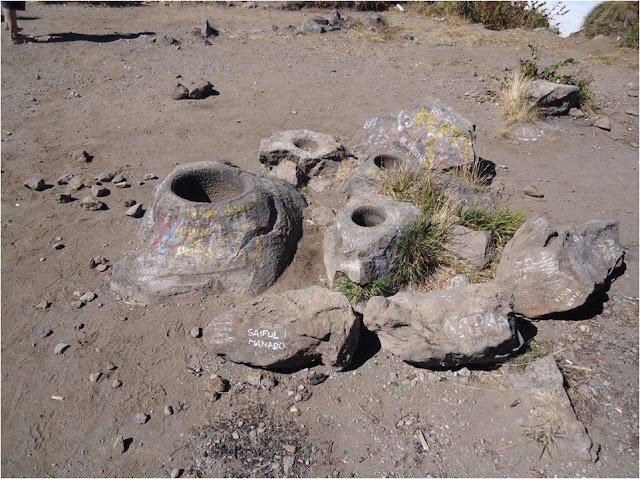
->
[524, 390, 567, 459]
[498, 70, 542, 125]
[582, 1, 639, 46]
[332, 158, 358, 182]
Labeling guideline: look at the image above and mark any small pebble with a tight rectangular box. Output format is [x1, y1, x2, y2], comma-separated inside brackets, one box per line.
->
[57, 173, 74, 185]
[134, 412, 149, 425]
[24, 178, 46, 191]
[91, 185, 109, 197]
[164, 404, 174, 416]
[113, 435, 126, 453]
[170, 468, 182, 478]
[143, 173, 158, 180]
[112, 174, 126, 183]
[114, 181, 130, 189]
[261, 375, 277, 389]
[308, 372, 328, 385]
[283, 444, 297, 454]
[54, 343, 70, 355]
[89, 372, 102, 383]
[74, 323, 84, 330]
[97, 172, 113, 182]
[112, 379, 123, 389]
[524, 185, 544, 198]
[289, 405, 300, 416]
[95, 263, 108, 272]
[71, 300, 84, 309]
[56, 193, 75, 203]
[80, 292, 97, 303]
[190, 327, 202, 338]
[53, 242, 65, 250]
[232, 431, 240, 440]
[126, 204, 144, 218]
[39, 328, 53, 338]
[124, 199, 136, 207]
[35, 300, 50, 310]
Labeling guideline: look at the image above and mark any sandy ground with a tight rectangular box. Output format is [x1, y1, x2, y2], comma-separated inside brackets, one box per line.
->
[1, 2, 638, 478]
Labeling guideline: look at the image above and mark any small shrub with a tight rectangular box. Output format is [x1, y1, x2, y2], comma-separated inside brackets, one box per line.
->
[524, 390, 567, 459]
[381, 167, 446, 216]
[459, 207, 526, 250]
[624, 22, 639, 48]
[499, 70, 542, 125]
[582, 1, 639, 42]
[335, 274, 393, 304]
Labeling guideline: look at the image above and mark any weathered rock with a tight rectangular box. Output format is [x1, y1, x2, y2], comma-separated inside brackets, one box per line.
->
[434, 175, 498, 212]
[505, 356, 597, 462]
[360, 12, 384, 27]
[24, 178, 46, 191]
[189, 81, 215, 99]
[56, 193, 75, 203]
[300, 20, 326, 34]
[524, 185, 544, 198]
[594, 116, 611, 131]
[172, 83, 190, 100]
[445, 274, 471, 289]
[203, 286, 360, 370]
[143, 173, 158, 180]
[53, 242, 65, 250]
[363, 283, 522, 367]
[156, 34, 177, 46]
[110, 161, 306, 304]
[125, 203, 144, 218]
[324, 194, 421, 285]
[70, 149, 91, 163]
[113, 436, 126, 453]
[495, 216, 624, 318]
[191, 19, 217, 38]
[337, 154, 398, 197]
[91, 185, 109, 197]
[190, 327, 202, 338]
[526, 80, 579, 116]
[445, 225, 492, 269]
[307, 178, 332, 193]
[95, 263, 109, 272]
[57, 173, 74, 185]
[259, 130, 347, 177]
[97, 172, 113, 182]
[310, 205, 335, 227]
[270, 159, 304, 186]
[54, 343, 70, 355]
[134, 412, 149, 425]
[112, 174, 126, 184]
[80, 291, 97, 303]
[164, 404, 174, 416]
[351, 100, 476, 170]
[68, 176, 85, 191]
[80, 196, 105, 211]
[569, 107, 585, 118]
[328, 9, 342, 26]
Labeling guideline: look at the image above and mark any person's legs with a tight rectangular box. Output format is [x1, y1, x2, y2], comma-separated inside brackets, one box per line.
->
[2, 7, 17, 38]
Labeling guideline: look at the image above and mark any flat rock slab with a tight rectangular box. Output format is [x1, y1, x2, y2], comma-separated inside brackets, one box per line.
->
[350, 99, 476, 170]
[527, 80, 579, 116]
[434, 174, 498, 212]
[324, 194, 421, 285]
[505, 356, 597, 462]
[110, 161, 306, 304]
[363, 283, 522, 368]
[495, 215, 624, 318]
[203, 286, 360, 370]
[259, 130, 346, 177]
[445, 225, 492, 269]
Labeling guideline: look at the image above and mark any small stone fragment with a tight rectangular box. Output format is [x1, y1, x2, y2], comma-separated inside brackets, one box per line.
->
[170, 468, 182, 479]
[164, 404, 174, 416]
[172, 83, 189, 100]
[70, 150, 91, 163]
[71, 300, 84, 309]
[113, 435, 126, 453]
[112, 174, 126, 184]
[283, 444, 297, 454]
[90, 256, 107, 268]
[289, 405, 300, 416]
[283, 455, 295, 476]
[232, 431, 240, 440]
[68, 176, 85, 191]
[143, 173, 158, 180]
[74, 323, 84, 330]
[126, 204, 144, 218]
[569, 108, 585, 118]
[524, 185, 544, 198]
[97, 172, 113, 182]
[53, 242, 65, 250]
[24, 178, 46, 191]
[39, 328, 53, 338]
[91, 185, 109, 197]
[189, 81, 215, 99]
[35, 300, 51, 310]
[89, 372, 102, 383]
[95, 263, 108, 272]
[56, 193, 75, 203]
[260, 375, 277, 389]
[190, 327, 202, 338]
[54, 343, 70, 355]
[80, 292, 97, 303]
[308, 372, 328, 385]
[134, 412, 149, 425]
[124, 199, 136, 207]
[112, 379, 123, 389]
[57, 173, 74, 185]
[207, 374, 229, 394]
[80, 196, 105, 211]
[191, 18, 216, 38]
[594, 117, 611, 131]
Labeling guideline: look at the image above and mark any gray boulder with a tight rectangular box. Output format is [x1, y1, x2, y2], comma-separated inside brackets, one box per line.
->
[505, 356, 597, 462]
[351, 99, 476, 170]
[363, 283, 522, 368]
[203, 286, 360, 370]
[324, 194, 421, 285]
[259, 130, 347, 177]
[445, 225, 492, 269]
[434, 174, 498, 212]
[526, 80, 579, 116]
[110, 161, 306, 304]
[495, 216, 624, 318]
[338, 154, 404, 197]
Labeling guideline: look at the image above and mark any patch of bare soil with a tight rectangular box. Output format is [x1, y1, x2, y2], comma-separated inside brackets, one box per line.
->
[1, 2, 638, 478]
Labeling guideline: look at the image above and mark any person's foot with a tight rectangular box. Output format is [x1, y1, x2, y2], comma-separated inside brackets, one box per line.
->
[10, 33, 25, 44]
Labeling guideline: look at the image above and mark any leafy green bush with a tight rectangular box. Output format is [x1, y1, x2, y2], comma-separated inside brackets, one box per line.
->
[582, 1, 639, 42]
[335, 274, 393, 304]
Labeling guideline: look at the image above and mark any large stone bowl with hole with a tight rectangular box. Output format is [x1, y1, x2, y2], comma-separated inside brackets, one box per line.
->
[110, 161, 306, 304]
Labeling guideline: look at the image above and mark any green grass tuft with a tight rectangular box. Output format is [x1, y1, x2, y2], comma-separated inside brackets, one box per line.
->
[582, 1, 639, 42]
[335, 273, 393, 304]
[459, 207, 526, 250]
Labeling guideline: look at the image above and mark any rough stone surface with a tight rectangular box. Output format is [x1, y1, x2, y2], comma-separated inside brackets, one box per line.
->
[204, 286, 360, 370]
[24, 178, 46, 191]
[594, 116, 612, 131]
[91, 185, 109, 197]
[526, 80, 579, 116]
[70, 149, 91, 163]
[350, 99, 476, 170]
[191, 19, 217, 38]
[54, 343, 70, 355]
[57, 173, 74, 185]
[324, 194, 421, 285]
[445, 274, 471, 289]
[97, 172, 113, 182]
[270, 159, 303, 186]
[68, 176, 85, 191]
[523, 185, 544, 198]
[110, 161, 306, 304]
[310, 205, 335, 227]
[125, 204, 144, 218]
[495, 216, 625, 318]
[189, 81, 215, 100]
[80, 196, 105, 211]
[56, 193, 75, 203]
[505, 356, 597, 462]
[300, 20, 326, 34]
[434, 175, 497, 212]
[445, 225, 492, 269]
[360, 12, 384, 27]
[363, 283, 522, 367]
[259, 130, 346, 177]
[172, 83, 190, 100]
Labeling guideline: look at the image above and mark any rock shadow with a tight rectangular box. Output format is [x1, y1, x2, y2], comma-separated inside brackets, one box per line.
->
[344, 322, 381, 371]
[36, 31, 155, 43]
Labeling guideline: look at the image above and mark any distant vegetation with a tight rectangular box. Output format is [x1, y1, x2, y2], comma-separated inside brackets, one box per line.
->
[406, 1, 566, 31]
[582, 1, 639, 48]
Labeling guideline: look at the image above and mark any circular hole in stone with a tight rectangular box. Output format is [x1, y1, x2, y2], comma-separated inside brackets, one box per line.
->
[373, 154, 401, 170]
[293, 137, 319, 152]
[171, 169, 245, 203]
[351, 206, 386, 228]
